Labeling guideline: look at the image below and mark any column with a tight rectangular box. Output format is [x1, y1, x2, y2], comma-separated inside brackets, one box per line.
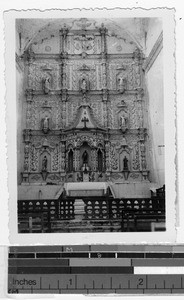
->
[60, 141, 66, 172]
[60, 26, 69, 102]
[99, 23, 109, 131]
[99, 23, 108, 100]
[105, 140, 111, 174]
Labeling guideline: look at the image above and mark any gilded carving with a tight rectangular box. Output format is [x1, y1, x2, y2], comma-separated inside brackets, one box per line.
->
[110, 173, 124, 181]
[24, 144, 30, 172]
[70, 61, 97, 90]
[21, 22, 149, 184]
[90, 101, 103, 127]
[42, 76, 51, 94]
[133, 62, 141, 88]
[101, 61, 107, 89]
[129, 173, 140, 179]
[73, 34, 95, 54]
[52, 145, 59, 171]
[140, 142, 147, 170]
[136, 101, 143, 128]
[30, 174, 42, 182]
[110, 144, 118, 171]
[41, 116, 50, 133]
[119, 110, 129, 132]
[94, 36, 101, 54]
[108, 59, 134, 90]
[30, 146, 39, 172]
[61, 101, 66, 128]
[28, 61, 60, 91]
[106, 101, 113, 128]
[27, 100, 38, 129]
[132, 144, 140, 170]
[47, 174, 60, 181]
[75, 149, 80, 171]
[105, 142, 111, 172]
[97, 64, 102, 89]
[60, 143, 66, 171]
[127, 99, 138, 129]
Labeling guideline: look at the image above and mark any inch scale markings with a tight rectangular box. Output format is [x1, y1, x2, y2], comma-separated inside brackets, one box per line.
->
[8, 275, 184, 294]
[8, 245, 184, 294]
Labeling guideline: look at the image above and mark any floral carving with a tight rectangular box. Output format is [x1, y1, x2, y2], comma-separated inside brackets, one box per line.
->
[28, 61, 60, 90]
[24, 144, 30, 172]
[110, 145, 118, 170]
[47, 174, 60, 181]
[20, 24, 149, 185]
[60, 144, 66, 171]
[30, 146, 39, 172]
[52, 146, 59, 171]
[132, 144, 140, 170]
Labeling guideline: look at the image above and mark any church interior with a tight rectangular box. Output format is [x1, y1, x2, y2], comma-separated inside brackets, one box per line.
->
[16, 17, 165, 233]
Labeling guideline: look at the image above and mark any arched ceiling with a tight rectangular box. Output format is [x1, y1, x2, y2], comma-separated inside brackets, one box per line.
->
[16, 18, 156, 55]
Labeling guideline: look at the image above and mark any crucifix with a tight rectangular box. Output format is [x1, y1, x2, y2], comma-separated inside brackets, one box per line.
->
[81, 116, 89, 128]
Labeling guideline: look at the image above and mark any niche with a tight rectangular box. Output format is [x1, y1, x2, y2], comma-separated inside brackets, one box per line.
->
[40, 151, 51, 172]
[119, 149, 130, 171]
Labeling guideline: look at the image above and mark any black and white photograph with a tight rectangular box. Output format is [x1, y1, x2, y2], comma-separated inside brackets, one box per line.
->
[4, 8, 175, 243]
[15, 16, 167, 234]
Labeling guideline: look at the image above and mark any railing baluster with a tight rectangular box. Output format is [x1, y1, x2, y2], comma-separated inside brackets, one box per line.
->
[18, 185, 165, 232]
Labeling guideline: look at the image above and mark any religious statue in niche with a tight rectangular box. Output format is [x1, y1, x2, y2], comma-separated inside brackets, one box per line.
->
[24, 160, 29, 172]
[42, 76, 51, 94]
[82, 150, 88, 165]
[120, 115, 126, 127]
[123, 156, 129, 171]
[81, 78, 87, 92]
[77, 172, 83, 182]
[41, 116, 50, 134]
[42, 155, 48, 171]
[81, 150, 90, 173]
[117, 76, 127, 94]
[79, 77, 89, 94]
[90, 172, 95, 182]
[119, 111, 128, 133]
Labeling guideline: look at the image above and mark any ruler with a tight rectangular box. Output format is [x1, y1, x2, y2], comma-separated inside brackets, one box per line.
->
[8, 245, 184, 294]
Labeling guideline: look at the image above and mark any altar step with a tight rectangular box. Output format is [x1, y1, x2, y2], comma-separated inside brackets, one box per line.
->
[18, 215, 165, 233]
[51, 219, 122, 233]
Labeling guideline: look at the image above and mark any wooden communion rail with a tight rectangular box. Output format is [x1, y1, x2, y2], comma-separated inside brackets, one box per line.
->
[18, 186, 165, 233]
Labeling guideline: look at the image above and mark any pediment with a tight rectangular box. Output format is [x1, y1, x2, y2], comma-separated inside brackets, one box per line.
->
[66, 104, 104, 131]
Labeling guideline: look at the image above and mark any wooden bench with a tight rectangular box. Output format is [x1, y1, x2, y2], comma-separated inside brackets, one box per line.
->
[18, 212, 51, 233]
[121, 209, 165, 232]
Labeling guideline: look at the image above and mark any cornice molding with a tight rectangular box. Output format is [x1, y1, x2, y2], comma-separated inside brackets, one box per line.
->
[21, 52, 134, 61]
[143, 31, 163, 73]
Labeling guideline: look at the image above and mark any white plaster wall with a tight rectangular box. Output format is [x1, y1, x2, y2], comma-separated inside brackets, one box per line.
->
[16, 64, 26, 185]
[145, 18, 162, 56]
[146, 49, 164, 186]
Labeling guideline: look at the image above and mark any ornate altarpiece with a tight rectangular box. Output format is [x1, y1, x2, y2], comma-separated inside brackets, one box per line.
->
[20, 19, 149, 185]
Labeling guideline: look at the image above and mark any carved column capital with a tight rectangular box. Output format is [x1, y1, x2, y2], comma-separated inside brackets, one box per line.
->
[133, 47, 143, 63]
[22, 47, 35, 64]
[61, 89, 68, 101]
[102, 88, 108, 101]
[23, 129, 32, 143]
[60, 52, 68, 60]
[25, 88, 34, 101]
[136, 88, 144, 101]
[138, 128, 147, 141]
[99, 23, 107, 55]
[99, 23, 108, 36]
[60, 25, 69, 55]
[59, 26, 69, 38]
